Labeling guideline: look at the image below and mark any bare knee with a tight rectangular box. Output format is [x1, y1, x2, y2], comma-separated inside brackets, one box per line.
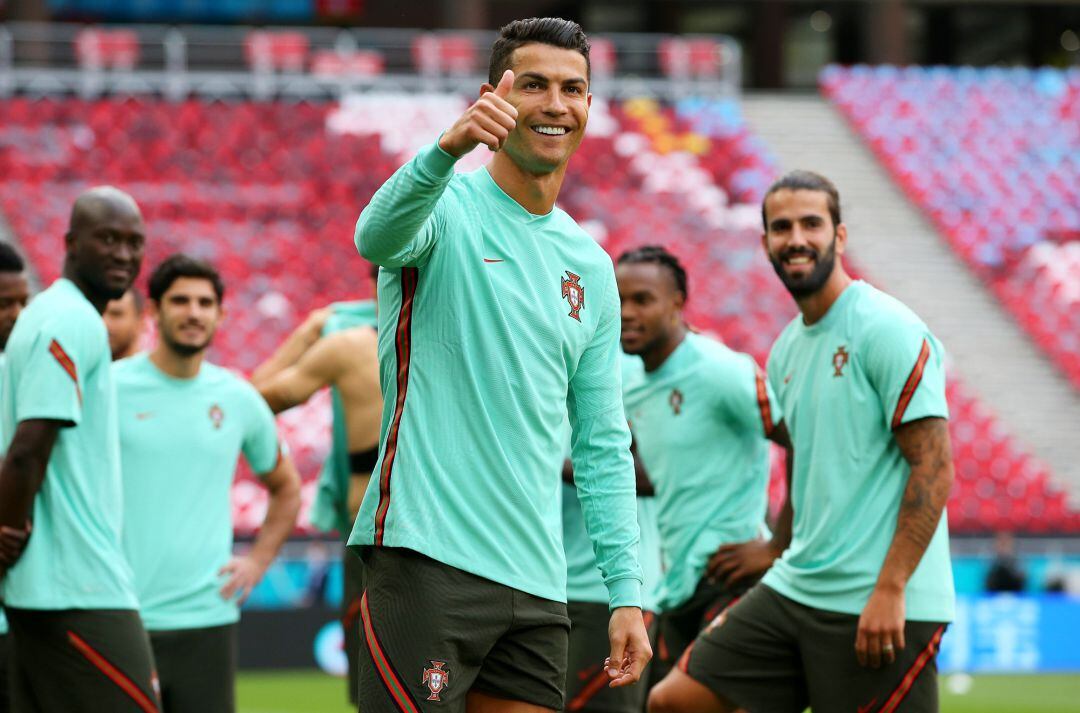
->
[648, 671, 738, 713]
[647, 682, 681, 713]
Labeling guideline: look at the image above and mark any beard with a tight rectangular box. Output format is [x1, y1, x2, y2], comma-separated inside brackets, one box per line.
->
[161, 325, 214, 357]
[770, 235, 838, 299]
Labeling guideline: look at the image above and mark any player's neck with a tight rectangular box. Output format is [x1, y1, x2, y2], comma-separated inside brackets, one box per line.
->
[62, 264, 109, 314]
[643, 322, 688, 372]
[797, 268, 853, 326]
[487, 153, 567, 215]
[149, 344, 205, 379]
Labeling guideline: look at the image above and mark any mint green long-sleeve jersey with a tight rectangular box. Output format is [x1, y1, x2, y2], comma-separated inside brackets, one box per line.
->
[346, 143, 643, 608]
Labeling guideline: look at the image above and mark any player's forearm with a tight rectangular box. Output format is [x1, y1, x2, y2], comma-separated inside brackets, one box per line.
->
[250, 463, 302, 567]
[571, 407, 644, 609]
[251, 321, 323, 387]
[0, 421, 59, 533]
[768, 446, 794, 554]
[355, 143, 455, 265]
[876, 418, 954, 592]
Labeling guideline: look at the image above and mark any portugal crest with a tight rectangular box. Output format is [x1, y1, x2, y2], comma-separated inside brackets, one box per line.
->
[422, 661, 449, 701]
[832, 346, 849, 378]
[209, 404, 224, 429]
[561, 270, 585, 322]
[669, 388, 684, 415]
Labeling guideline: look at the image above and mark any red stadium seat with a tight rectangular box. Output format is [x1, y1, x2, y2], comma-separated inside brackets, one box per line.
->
[411, 33, 477, 76]
[244, 31, 310, 73]
[74, 29, 140, 70]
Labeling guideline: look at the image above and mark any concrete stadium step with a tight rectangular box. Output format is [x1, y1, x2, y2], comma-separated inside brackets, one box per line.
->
[741, 93, 1080, 502]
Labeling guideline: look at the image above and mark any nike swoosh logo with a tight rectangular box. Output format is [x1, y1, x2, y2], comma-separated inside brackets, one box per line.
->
[135, 412, 154, 420]
[483, 258, 504, 263]
[783, 374, 792, 384]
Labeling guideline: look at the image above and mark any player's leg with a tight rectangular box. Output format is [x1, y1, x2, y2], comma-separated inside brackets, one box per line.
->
[654, 576, 745, 685]
[7, 607, 158, 713]
[470, 588, 569, 712]
[648, 584, 807, 713]
[563, 602, 655, 713]
[0, 632, 11, 713]
[801, 609, 947, 712]
[341, 549, 365, 706]
[359, 547, 507, 712]
[148, 624, 236, 713]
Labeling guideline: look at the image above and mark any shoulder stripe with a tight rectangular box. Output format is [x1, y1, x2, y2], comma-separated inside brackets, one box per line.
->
[374, 267, 419, 545]
[67, 630, 159, 713]
[879, 625, 945, 713]
[754, 368, 775, 437]
[360, 592, 422, 713]
[49, 339, 82, 405]
[892, 338, 931, 430]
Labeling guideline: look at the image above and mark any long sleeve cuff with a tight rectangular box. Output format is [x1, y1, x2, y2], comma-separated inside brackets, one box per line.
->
[606, 577, 643, 611]
[417, 140, 458, 180]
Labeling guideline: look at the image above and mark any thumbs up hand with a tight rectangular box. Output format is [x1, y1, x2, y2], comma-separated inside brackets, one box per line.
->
[438, 70, 518, 157]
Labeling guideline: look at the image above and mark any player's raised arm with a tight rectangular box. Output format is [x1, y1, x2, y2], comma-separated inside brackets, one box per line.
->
[256, 328, 351, 413]
[250, 306, 332, 386]
[354, 70, 518, 267]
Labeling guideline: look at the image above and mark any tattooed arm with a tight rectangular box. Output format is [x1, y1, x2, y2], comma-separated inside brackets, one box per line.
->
[856, 416, 954, 668]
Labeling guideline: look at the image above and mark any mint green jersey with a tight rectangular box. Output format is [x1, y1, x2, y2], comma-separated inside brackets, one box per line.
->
[762, 281, 954, 622]
[622, 334, 779, 610]
[310, 299, 378, 537]
[348, 143, 642, 607]
[115, 352, 282, 630]
[0, 352, 6, 633]
[0, 279, 137, 609]
[562, 483, 662, 611]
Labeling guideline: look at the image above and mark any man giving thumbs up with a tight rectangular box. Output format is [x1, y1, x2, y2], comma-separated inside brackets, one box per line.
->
[348, 16, 651, 713]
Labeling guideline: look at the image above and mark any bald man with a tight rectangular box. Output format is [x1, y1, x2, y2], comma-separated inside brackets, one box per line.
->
[0, 187, 159, 712]
[252, 275, 381, 706]
[104, 289, 145, 361]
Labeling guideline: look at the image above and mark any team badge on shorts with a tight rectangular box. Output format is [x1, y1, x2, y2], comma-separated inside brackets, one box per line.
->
[832, 345, 849, 377]
[422, 661, 450, 701]
[209, 404, 225, 429]
[561, 270, 585, 322]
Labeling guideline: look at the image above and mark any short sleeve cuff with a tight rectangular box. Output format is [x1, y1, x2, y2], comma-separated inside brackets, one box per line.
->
[606, 577, 643, 611]
[416, 140, 458, 180]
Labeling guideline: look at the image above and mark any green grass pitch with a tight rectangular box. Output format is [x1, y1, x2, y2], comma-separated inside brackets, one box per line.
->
[236, 670, 1080, 713]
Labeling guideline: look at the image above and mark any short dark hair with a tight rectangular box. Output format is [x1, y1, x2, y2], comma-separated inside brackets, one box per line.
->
[0, 242, 25, 273]
[762, 170, 841, 230]
[148, 254, 225, 304]
[617, 245, 688, 301]
[488, 18, 590, 86]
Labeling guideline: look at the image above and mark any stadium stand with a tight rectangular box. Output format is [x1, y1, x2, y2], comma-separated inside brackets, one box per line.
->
[821, 65, 1080, 389]
[1, 91, 1075, 534]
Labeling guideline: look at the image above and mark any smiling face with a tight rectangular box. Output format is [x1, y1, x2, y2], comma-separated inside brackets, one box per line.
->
[66, 199, 146, 303]
[763, 188, 847, 299]
[490, 42, 591, 175]
[152, 276, 222, 357]
[617, 261, 685, 357]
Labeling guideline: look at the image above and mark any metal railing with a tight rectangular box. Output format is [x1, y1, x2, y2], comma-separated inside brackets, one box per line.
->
[0, 22, 741, 101]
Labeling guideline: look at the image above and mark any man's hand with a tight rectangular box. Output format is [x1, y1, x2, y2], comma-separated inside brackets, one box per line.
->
[218, 555, 270, 606]
[0, 522, 32, 568]
[606, 606, 652, 688]
[705, 539, 780, 586]
[300, 307, 333, 340]
[855, 584, 905, 668]
[438, 70, 518, 157]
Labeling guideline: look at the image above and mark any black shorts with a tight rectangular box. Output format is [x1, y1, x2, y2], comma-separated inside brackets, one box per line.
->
[652, 574, 752, 684]
[683, 584, 947, 713]
[0, 632, 10, 713]
[564, 601, 656, 713]
[341, 549, 366, 705]
[6, 607, 158, 713]
[148, 623, 236, 713]
[359, 547, 570, 712]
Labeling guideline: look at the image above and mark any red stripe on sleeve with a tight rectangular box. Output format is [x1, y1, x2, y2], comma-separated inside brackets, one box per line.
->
[49, 339, 82, 405]
[67, 631, 159, 713]
[892, 339, 931, 430]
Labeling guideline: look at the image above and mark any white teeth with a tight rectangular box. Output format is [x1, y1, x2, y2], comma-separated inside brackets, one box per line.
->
[533, 126, 567, 135]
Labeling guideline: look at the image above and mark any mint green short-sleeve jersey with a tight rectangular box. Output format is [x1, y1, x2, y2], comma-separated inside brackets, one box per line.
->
[0, 279, 138, 609]
[762, 281, 954, 622]
[0, 352, 6, 633]
[622, 334, 779, 611]
[348, 144, 642, 608]
[562, 482, 662, 611]
[115, 353, 282, 630]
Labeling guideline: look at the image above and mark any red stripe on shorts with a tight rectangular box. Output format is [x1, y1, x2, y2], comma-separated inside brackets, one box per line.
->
[878, 625, 945, 713]
[374, 266, 419, 545]
[892, 339, 931, 429]
[360, 592, 421, 713]
[566, 611, 655, 710]
[67, 630, 158, 713]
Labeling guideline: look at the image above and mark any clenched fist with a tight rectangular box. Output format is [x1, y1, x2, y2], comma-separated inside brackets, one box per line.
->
[438, 70, 518, 157]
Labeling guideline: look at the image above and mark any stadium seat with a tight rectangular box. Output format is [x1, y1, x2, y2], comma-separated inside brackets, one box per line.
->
[244, 31, 310, 73]
[74, 28, 140, 70]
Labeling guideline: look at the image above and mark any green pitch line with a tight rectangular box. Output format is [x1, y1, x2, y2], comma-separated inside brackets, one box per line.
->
[237, 670, 1080, 713]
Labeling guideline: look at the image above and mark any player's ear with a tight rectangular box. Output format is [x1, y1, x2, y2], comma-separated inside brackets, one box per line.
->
[835, 223, 848, 256]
